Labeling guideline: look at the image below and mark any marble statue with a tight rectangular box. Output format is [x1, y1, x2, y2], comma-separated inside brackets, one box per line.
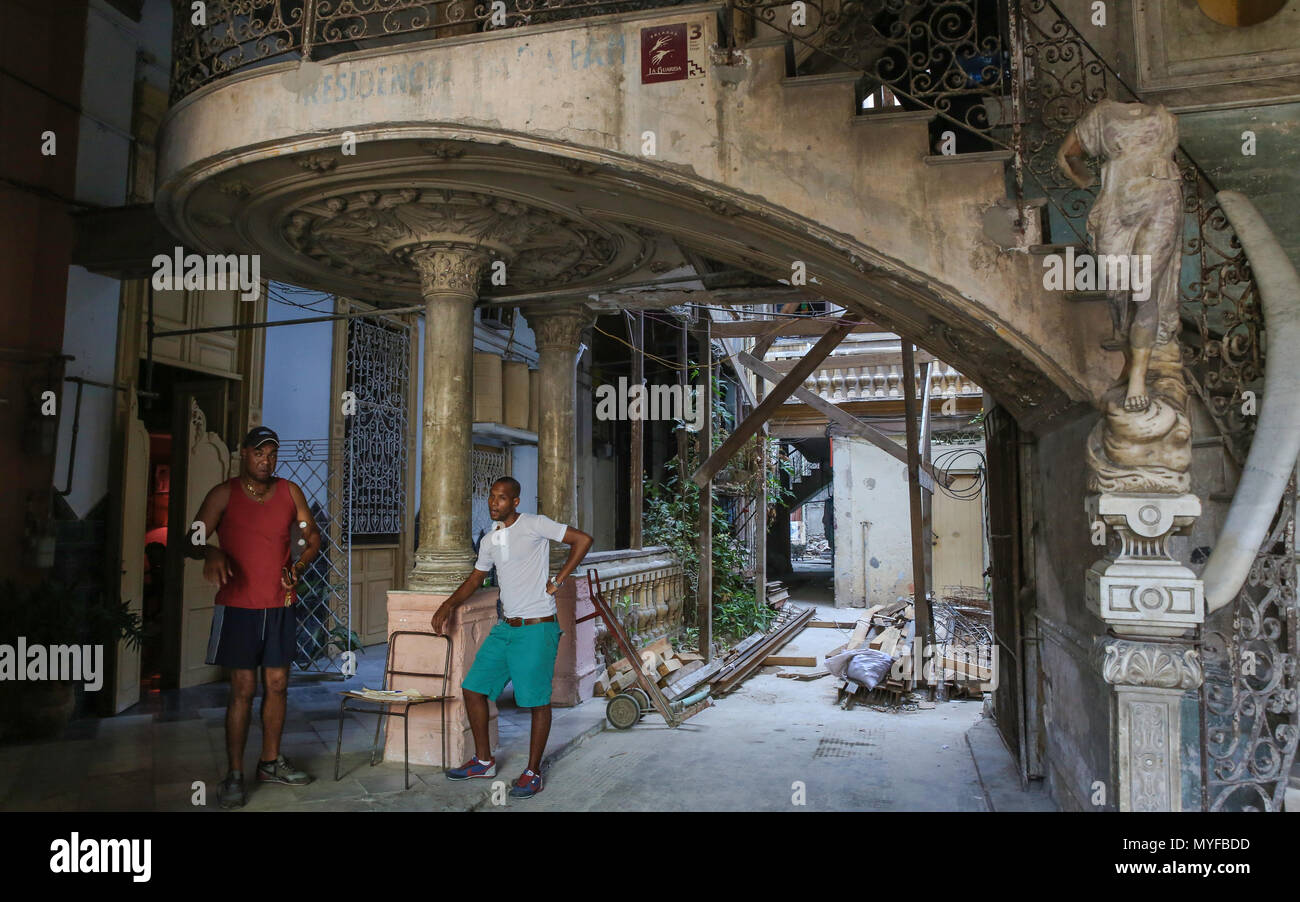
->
[1058, 100, 1192, 494]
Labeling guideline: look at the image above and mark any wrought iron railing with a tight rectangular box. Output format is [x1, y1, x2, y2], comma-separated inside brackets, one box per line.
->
[169, 0, 689, 102]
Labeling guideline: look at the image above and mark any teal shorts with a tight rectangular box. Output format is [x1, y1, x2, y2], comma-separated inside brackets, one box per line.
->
[461, 620, 563, 708]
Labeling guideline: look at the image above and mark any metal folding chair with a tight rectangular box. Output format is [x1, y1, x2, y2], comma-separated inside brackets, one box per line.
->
[333, 630, 453, 790]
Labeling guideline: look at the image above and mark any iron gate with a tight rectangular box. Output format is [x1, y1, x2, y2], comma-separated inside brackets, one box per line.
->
[277, 438, 353, 675]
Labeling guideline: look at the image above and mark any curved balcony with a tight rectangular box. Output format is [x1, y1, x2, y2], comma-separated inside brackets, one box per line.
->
[170, 0, 692, 102]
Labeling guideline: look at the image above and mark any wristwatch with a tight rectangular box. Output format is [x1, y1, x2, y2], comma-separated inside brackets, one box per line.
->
[548, 574, 566, 590]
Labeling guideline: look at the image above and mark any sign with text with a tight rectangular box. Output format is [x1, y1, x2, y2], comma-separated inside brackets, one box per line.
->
[641, 23, 704, 83]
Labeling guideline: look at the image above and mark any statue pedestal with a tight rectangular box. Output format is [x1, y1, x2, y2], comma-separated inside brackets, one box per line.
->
[1086, 493, 1203, 637]
[1085, 492, 1205, 811]
[381, 588, 500, 767]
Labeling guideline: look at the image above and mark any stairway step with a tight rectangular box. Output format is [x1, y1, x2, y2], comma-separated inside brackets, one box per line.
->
[1063, 290, 1108, 302]
[781, 71, 861, 89]
[851, 109, 935, 126]
[923, 150, 1013, 166]
[1028, 243, 1087, 256]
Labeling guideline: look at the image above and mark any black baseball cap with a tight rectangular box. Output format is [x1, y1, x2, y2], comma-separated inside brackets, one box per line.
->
[242, 426, 279, 449]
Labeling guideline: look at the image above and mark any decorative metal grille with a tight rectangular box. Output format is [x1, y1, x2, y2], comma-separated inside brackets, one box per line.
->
[471, 445, 509, 543]
[342, 314, 411, 539]
[1201, 477, 1298, 812]
[276, 438, 354, 675]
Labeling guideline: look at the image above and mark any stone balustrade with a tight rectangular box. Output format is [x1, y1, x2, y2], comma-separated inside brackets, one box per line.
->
[575, 546, 686, 688]
[794, 360, 981, 403]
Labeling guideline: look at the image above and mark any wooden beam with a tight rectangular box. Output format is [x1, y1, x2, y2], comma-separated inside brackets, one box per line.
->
[751, 302, 802, 360]
[766, 349, 937, 373]
[735, 352, 944, 491]
[708, 317, 881, 339]
[697, 319, 714, 662]
[691, 318, 855, 487]
[919, 361, 935, 611]
[628, 310, 644, 549]
[901, 344, 933, 670]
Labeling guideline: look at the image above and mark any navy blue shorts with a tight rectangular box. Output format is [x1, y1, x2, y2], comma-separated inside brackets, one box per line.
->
[205, 605, 298, 670]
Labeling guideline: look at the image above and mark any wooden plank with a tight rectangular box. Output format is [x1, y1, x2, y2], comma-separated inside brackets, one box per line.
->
[709, 315, 879, 339]
[763, 655, 818, 667]
[698, 319, 713, 660]
[736, 352, 943, 492]
[676, 652, 704, 663]
[809, 620, 859, 628]
[691, 319, 855, 487]
[869, 627, 901, 655]
[777, 670, 832, 681]
[901, 342, 932, 672]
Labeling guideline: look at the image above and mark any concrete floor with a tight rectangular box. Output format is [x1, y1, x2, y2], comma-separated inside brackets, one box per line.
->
[0, 572, 1053, 812]
[478, 578, 1000, 812]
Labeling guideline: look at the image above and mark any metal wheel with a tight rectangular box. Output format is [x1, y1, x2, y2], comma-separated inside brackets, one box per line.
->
[627, 687, 650, 719]
[606, 693, 641, 730]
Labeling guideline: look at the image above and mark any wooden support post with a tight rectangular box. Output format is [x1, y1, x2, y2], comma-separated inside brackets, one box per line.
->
[901, 344, 932, 671]
[756, 378, 767, 608]
[628, 310, 644, 549]
[919, 361, 935, 607]
[691, 316, 854, 487]
[698, 320, 714, 661]
[677, 315, 689, 472]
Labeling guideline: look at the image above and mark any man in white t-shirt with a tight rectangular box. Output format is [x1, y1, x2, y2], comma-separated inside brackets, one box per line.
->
[431, 476, 592, 798]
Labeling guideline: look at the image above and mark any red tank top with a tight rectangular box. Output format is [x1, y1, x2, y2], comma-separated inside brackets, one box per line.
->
[214, 476, 297, 609]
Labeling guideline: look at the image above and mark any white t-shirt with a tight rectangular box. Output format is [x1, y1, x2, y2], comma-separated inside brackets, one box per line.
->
[474, 513, 569, 619]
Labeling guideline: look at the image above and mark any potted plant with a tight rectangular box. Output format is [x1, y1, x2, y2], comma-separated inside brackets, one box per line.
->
[0, 577, 144, 740]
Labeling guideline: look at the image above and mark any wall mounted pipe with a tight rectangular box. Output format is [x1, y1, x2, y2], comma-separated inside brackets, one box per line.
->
[1201, 191, 1300, 613]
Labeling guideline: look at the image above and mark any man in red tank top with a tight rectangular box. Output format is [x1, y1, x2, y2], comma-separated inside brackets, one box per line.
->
[187, 426, 322, 809]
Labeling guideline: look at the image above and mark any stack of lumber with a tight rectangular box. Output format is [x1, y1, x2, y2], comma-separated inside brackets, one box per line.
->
[765, 581, 790, 609]
[832, 600, 916, 709]
[592, 636, 704, 698]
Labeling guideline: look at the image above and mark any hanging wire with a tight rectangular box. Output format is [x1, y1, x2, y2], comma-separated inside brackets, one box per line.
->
[932, 447, 987, 501]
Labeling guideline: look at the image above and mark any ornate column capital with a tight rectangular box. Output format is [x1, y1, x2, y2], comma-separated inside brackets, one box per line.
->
[408, 244, 493, 296]
[529, 306, 595, 351]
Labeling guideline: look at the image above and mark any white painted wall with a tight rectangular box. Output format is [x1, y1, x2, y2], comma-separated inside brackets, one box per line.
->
[831, 434, 914, 608]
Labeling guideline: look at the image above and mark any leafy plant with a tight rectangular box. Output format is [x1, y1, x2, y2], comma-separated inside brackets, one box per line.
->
[644, 431, 779, 651]
[0, 577, 144, 652]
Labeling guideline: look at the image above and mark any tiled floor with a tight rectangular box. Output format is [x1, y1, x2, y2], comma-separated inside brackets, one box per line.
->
[0, 643, 606, 812]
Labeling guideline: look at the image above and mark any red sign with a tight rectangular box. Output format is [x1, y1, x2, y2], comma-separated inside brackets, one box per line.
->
[641, 24, 688, 83]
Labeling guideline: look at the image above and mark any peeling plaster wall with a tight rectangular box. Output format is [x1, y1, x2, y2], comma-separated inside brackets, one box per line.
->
[831, 435, 913, 609]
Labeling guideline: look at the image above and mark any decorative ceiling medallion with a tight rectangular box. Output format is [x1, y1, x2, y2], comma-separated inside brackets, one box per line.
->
[280, 187, 636, 293]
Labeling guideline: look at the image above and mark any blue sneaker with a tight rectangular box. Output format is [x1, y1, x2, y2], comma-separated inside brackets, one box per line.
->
[509, 768, 544, 798]
[446, 755, 496, 781]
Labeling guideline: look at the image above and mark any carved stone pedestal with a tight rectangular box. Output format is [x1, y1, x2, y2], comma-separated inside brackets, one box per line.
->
[1086, 492, 1204, 811]
[1086, 493, 1203, 637]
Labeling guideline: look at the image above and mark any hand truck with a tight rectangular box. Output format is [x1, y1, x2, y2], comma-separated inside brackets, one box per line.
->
[577, 568, 712, 730]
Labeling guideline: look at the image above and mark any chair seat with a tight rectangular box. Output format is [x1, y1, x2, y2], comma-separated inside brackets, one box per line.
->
[340, 691, 450, 703]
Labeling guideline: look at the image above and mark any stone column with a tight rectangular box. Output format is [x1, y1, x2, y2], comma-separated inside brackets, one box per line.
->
[1086, 493, 1205, 811]
[529, 305, 595, 705]
[407, 245, 491, 593]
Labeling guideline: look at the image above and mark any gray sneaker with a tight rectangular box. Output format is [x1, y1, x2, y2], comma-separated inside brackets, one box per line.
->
[256, 754, 313, 786]
[218, 771, 246, 809]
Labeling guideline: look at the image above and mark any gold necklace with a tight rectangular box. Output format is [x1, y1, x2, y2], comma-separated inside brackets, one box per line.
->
[246, 479, 270, 504]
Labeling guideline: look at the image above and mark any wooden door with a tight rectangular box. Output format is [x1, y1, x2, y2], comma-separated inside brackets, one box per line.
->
[931, 474, 987, 595]
[113, 393, 150, 713]
[165, 389, 233, 688]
